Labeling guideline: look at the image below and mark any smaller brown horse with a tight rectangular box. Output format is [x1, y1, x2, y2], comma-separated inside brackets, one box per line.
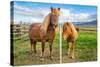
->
[29, 7, 60, 60]
[62, 22, 79, 59]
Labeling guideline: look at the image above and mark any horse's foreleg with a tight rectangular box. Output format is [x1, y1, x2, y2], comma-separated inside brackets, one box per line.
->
[67, 42, 72, 57]
[49, 41, 53, 60]
[40, 41, 45, 61]
[71, 41, 75, 59]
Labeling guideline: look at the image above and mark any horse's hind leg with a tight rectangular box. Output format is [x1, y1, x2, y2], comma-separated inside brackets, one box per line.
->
[30, 39, 33, 54]
[30, 39, 37, 54]
[33, 41, 37, 53]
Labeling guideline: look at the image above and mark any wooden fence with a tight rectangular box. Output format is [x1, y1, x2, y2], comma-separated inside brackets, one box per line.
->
[11, 23, 29, 40]
[11, 23, 96, 41]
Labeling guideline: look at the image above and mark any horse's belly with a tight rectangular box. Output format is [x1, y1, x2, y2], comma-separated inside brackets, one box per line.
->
[32, 35, 41, 41]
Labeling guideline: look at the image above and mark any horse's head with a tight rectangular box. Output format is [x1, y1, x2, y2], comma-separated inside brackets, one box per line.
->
[50, 7, 60, 29]
[62, 22, 72, 40]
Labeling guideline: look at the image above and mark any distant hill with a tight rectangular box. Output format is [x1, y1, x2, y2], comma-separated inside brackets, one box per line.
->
[74, 20, 97, 26]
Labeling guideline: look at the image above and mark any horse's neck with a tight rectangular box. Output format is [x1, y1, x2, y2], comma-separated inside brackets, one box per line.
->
[41, 14, 50, 33]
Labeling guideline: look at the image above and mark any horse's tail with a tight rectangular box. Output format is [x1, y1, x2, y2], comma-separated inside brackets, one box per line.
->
[75, 26, 79, 32]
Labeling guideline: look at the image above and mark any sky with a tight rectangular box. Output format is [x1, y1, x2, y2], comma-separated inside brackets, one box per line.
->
[11, 1, 97, 24]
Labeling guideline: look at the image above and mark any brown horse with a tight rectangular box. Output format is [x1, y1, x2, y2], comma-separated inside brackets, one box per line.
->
[29, 7, 60, 60]
[62, 22, 79, 59]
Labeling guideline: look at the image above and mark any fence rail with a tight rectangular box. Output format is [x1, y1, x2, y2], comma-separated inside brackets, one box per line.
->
[11, 23, 29, 40]
[11, 23, 96, 41]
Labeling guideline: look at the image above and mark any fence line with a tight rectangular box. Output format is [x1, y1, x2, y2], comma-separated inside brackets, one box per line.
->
[11, 23, 29, 40]
[11, 23, 96, 41]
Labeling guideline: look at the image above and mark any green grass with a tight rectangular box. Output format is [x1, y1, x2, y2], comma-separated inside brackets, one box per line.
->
[76, 31, 97, 61]
[12, 28, 97, 65]
[13, 32, 60, 65]
[62, 31, 97, 63]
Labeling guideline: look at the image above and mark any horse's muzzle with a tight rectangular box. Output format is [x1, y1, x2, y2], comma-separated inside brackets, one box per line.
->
[62, 34, 67, 40]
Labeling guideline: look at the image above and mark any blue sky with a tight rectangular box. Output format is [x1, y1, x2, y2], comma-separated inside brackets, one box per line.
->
[12, 1, 97, 23]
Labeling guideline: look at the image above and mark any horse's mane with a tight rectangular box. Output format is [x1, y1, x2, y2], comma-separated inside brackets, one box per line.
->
[29, 13, 51, 34]
[64, 22, 78, 40]
[41, 13, 51, 33]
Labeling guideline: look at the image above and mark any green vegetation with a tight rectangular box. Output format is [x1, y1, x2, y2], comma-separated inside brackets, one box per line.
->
[62, 31, 97, 63]
[12, 27, 97, 65]
[13, 32, 60, 65]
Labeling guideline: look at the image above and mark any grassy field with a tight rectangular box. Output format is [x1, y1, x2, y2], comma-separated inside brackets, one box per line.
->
[12, 27, 97, 65]
[13, 32, 60, 65]
[62, 29, 97, 63]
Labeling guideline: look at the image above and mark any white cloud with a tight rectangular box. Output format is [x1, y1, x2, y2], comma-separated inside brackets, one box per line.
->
[14, 4, 96, 23]
[59, 8, 96, 23]
[60, 8, 71, 18]
[14, 4, 32, 12]
[59, 8, 71, 23]
[14, 4, 50, 18]
[31, 18, 43, 23]
[72, 13, 96, 22]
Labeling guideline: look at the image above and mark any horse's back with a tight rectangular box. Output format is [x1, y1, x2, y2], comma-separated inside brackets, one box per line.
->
[29, 23, 41, 30]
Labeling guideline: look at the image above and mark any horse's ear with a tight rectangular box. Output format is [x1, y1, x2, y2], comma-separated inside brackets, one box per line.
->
[58, 8, 60, 11]
[51, 7, 53, 12]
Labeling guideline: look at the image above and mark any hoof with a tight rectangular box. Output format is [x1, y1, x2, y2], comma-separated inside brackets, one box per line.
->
[67, 52, 70, 55]
[71, 56, 75, 59]
[40, 54, 44, 61]
[50, 56, 53, 60]
[34, 51, 37, 54]
[69, 55, 75, 59]
[40, 58, 44, 61]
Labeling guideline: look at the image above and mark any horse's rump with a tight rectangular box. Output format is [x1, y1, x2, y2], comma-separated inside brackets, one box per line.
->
[75, 26, 79, 32]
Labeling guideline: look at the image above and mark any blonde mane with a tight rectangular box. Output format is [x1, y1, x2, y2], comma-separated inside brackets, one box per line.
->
[41, 13, 51, 33]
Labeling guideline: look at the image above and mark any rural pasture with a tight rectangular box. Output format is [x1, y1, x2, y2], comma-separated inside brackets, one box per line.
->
[11, 24, 97, 65]
[11, 1, 97, 65]
[12, 24, 60, 65]
[62, 26, 97, 63]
